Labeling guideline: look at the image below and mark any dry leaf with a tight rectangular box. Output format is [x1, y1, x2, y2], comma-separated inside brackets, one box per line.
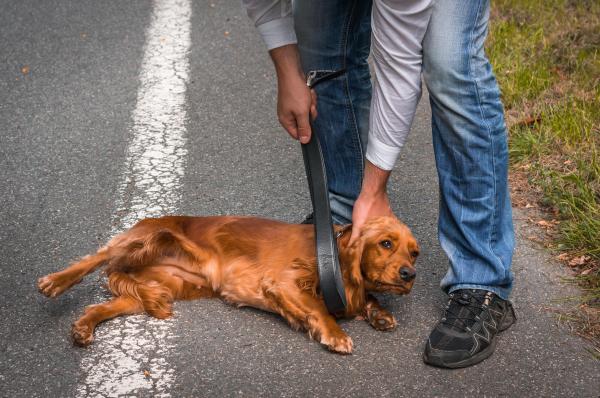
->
[568, 255, 590, 267]
[224, 31, 230, 36]
[143, 370, 150, 378]
[580, 268, 593, 276]
[21, 65, 29, 75]
[515, 115, 542, 127]
[556, 253, 570, 261]
[527, 235, 544, 243]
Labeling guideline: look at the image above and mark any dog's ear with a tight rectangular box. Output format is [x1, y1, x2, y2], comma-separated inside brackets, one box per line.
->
[340, 225, 365, 286]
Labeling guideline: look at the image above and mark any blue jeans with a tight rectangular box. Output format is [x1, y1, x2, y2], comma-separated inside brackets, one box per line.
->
[295, 0, 514, 299]
[423, 0, 514, 299]
[294, 0, 373, 225]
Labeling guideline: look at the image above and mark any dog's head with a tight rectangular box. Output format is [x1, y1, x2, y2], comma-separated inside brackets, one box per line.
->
[340, 216, 419, 295]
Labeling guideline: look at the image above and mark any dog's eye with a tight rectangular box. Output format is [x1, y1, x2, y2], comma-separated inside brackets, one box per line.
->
[411, 250, 420, 258]
[380, 240, 393, 249]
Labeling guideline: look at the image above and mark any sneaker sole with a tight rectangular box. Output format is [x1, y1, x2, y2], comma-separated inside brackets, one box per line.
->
[422, 338, 498, 369]
[423, 310, 516, 369]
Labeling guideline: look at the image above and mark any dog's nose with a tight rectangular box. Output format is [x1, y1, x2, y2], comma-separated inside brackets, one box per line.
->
[399, 267, 416, 281]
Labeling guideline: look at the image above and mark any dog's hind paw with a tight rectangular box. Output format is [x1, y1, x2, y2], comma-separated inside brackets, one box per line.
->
[322, 334, 353, 354]
[71, 322, 94, 347]
[37, 273, 77, 298]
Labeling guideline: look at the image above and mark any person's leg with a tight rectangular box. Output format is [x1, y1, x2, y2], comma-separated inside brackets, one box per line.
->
[423, 0, 514, 300]
[421, 0, 516, 368]
[294, 0, 373, 224]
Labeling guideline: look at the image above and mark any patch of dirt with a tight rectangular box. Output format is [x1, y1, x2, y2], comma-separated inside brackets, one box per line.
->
[510, 166, 600, 355]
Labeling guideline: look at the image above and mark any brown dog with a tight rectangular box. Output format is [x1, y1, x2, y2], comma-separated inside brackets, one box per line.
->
[38, 215, 419, 353]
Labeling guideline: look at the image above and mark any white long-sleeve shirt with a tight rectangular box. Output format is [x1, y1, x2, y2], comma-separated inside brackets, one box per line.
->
[243, 0, 433, 171]
[242, 0, 296, 50]
[366, 0, 432, 170]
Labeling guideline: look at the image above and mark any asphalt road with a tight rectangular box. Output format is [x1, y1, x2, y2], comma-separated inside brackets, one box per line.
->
[1, 1, 599, 397]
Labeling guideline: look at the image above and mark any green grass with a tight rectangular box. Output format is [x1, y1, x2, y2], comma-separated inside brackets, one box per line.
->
[542, 155, 600, 253]
[488, 21, 554, 103]
[488, 0, 600, 350]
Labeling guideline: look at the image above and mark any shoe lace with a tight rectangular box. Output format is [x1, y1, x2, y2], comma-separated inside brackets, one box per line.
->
[440, 290, 492, 333]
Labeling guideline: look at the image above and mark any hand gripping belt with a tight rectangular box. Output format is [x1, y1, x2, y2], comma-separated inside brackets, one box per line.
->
[301, 69, 348, 314]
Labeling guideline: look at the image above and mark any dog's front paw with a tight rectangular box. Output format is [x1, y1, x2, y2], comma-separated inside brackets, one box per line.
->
[321, 333, 353, 354]
[71, 322, 94, 347]
[368, 309, 397, 331]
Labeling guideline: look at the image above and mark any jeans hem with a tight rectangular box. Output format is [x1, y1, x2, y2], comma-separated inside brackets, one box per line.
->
[447, 284, 511, 301]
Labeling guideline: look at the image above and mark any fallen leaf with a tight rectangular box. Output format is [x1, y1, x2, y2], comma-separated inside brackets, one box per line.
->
[515, 115, 542, 127]
[581, 268, 593, 276]
[527, 235, 544, 243]
[224, 31, 230, 36]
[21, 65, 30, 75]
[143, 370, 150, 378]
[568, 255, 590, 267]
[556, 253, 570, 261]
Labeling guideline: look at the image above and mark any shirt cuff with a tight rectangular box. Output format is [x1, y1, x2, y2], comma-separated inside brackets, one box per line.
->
[256, 17, 297, 50]
[365, 134, 403, 171]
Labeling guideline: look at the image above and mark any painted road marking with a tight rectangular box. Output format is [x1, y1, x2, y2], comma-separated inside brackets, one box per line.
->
[77, 0, 192, 396]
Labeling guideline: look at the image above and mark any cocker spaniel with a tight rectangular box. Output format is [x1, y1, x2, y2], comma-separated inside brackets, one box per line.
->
[38, 215, 419, 353]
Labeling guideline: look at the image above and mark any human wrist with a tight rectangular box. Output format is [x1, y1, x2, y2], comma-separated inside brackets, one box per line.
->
[269, 44, 305, 82]
[360, 160, 391, 197]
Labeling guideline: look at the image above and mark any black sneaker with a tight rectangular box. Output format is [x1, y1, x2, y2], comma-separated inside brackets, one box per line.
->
[300, 213, 314, 224]
[423, 289, 516, 369]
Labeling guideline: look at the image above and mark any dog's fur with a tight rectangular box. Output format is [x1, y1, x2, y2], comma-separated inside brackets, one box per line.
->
[38, 215, 419, 353]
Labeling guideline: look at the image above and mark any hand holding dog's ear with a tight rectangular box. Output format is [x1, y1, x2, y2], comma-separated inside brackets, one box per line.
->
[350, 161, 395, 245]
[349, 191, 394, 246]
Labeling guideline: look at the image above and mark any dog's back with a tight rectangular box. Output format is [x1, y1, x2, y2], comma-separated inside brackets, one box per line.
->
[38, 215, 319, 346]
[38, 214, 416, 354]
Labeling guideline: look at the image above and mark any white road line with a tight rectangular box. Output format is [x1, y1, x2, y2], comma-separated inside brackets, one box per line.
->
[77, 0, 192, 396]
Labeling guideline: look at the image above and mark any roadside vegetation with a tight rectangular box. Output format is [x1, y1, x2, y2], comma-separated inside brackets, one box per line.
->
[488, 0, 599, 357]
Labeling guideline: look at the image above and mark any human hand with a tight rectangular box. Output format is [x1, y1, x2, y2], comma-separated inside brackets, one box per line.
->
[349, 190, 395, 246]
[277, 74, 317, 144]
[349, 160, 395, 245]
[269, 44, 317, 143]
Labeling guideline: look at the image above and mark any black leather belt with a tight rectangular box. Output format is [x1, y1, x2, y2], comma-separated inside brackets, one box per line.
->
[301, 69, 347, 314]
